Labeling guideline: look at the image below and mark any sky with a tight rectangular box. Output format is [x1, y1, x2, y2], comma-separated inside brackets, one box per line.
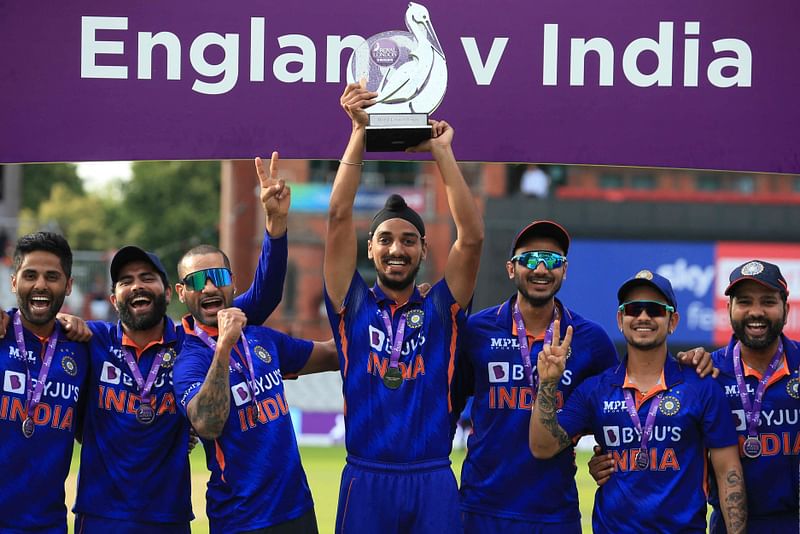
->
[75, 161, 132, 192]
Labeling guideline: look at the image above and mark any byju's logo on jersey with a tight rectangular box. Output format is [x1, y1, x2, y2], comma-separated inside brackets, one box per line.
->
[3, 370, 25, 394]
[488, 362, 510, 383]
[231, 382, 252, 406]
[603, 426, 620, 446]
[731, 409, 747, 431]
[369, 325, 386, 353]
[101, 362, 121, 384]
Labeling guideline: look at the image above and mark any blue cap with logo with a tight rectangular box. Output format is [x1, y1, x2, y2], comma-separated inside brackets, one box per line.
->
[110, 246, 169, 287]
[617, 269, 677, 310]
[725, 260, 789, 298]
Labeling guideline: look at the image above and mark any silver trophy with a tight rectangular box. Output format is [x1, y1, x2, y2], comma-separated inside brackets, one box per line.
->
[346, 2, 448, 152]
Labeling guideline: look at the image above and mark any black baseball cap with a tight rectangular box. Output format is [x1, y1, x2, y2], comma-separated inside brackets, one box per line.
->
[509, 220, 570, 257]
[725, 260, 789, 298]
[110, 246, 169, 287]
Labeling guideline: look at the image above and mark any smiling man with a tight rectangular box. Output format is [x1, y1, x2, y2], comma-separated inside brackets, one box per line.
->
[0, 232, 88, 533]
[72, 153, 291, 533]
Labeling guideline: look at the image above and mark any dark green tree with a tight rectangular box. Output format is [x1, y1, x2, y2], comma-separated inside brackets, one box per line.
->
[21, 163, 84, 210]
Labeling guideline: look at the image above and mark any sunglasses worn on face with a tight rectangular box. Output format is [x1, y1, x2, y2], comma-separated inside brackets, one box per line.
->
[511, 250, 567, 270]
[618, 300, 675, 318]
[181, 268, 232, 291]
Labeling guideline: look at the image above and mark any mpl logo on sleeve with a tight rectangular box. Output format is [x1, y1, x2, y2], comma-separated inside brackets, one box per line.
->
[231, 382, 252, 406]
[100, 362, 121, 384]
[3, 370, 25, 394]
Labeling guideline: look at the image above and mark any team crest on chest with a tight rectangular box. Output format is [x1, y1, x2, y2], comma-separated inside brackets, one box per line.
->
[61, 354, 78, 377]
[406, 309, 424, 329]
[659, 395, 680, 416]
[787, 377, 800, 399]
[255, 345, 272, 364]
[160, 348, 177, 368]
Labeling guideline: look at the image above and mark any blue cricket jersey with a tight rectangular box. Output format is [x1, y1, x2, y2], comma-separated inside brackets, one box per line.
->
[709, 334, 800, 532]
[454, 296, 618, 523]
[324, 272, 466, 464]
[558, 355, 738, 533]
[74, 231, 287, 524]
[174, 318, 314, 533]
[0, 311, 88, 533]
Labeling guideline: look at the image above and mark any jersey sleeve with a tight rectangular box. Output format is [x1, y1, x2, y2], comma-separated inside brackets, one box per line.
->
[557, 377, 596, 439]
[173, 344, 213, 417]
[701, 376, 739, 449]
[232, 230, 287, 326]
[270, 329, 314, 376]
[449, 328, 476, 432]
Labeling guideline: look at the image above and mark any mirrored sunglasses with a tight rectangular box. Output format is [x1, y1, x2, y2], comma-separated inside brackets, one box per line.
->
[181, 267, 232, 291]
[618, 300, 675, 318]
[511, 250, 567, 270]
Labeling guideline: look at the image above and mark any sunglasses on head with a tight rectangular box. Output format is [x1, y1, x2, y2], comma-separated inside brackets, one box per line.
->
[510, 250, 567, 271]
[618, 300, 675, 318]
[180, 267, 232, 291]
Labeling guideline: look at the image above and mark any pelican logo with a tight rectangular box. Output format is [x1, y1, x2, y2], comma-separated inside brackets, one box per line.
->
[406, 309, 424, 329]
[61, 355, 78, 377]
[603, 426, 620, 446]
[160, 349, 177, 369]
[255, 346, 272, 364]
[635, 270, 654, 280]
[787, 378, 800, 399]
[370, 39, 400, 67]
[659, 395, 680, 416]
[3, 370, 25, 394]
[741, 261, 764, 276]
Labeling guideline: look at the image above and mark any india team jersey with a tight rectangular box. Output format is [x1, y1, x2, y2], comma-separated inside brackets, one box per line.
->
[558, 355, 738, 533]
[709, 334, 800, 528]
[454, 297, 618, 522]
[73, 231, 286, 524]
[174, 319, 314, 533]
[324, 273, 466, 463]
[0, 311, 88, 533]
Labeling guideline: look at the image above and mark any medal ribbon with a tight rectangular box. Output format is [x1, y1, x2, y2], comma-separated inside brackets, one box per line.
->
[732, 340, 784, 439]
[622, 388, 663, 454]
[194, 325, 259, 405]
[13, 311, 59, 419]
[512, 301, 557, 390]
[117, 331, 167, 408]
[380, 309, 407, 371]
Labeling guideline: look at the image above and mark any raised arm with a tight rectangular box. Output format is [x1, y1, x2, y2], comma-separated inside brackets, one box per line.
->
[408, 121, 483, 309]
[710, 446, 747, 534]
[324, 82, 377, 310]
[297, 339, 340, 375]
[529, 321, 574, 458]
[233, 152, 290, 324]
[186, 308, 245, 440]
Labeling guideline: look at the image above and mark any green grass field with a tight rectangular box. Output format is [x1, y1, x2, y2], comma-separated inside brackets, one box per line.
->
[65, 446, 598, 533]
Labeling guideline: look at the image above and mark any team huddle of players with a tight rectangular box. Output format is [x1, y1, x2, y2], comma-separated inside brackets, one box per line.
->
[1, 83, 796, 534]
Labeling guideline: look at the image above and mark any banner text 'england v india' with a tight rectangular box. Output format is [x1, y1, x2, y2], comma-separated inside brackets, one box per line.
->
[0, 0, 796, 173]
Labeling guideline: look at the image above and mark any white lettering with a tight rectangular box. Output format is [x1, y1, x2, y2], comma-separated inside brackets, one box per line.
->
[460, 37, 509, 85]
[190, 32, 239, 95]
[326, 35, 365, 83]
[137, 31, 181, 80]
[81, 16, 128, 79]
[273, 34, 316, 83]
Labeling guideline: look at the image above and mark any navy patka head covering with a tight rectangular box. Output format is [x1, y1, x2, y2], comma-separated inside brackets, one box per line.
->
[369, 194, 426, 237]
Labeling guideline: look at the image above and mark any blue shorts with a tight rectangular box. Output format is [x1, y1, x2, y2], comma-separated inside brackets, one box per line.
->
[74, 513, 190, 534]
[462, 510, 581, 534]
[336, 456, 462, 534]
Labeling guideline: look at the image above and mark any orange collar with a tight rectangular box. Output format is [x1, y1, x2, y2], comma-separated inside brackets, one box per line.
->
[182, 316, 219, 337]
[121, 332, 165, 359]
[510, 320, 545, 343]
[623, 370, 667, 409]
[743, 354, 789, 389]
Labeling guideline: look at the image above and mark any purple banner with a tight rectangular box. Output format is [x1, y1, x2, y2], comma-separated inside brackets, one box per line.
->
[2, 1, 797, 172]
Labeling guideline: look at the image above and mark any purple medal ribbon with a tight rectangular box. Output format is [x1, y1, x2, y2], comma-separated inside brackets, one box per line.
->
[622, 387, 663, 468]
[194, 325, 259, 410]
[117, 331, 166, 418]
[512, 301, 557, 390]
[13, 311, 60, 436]
[732, 340, 784, 441]
[380, 309, 407, 372]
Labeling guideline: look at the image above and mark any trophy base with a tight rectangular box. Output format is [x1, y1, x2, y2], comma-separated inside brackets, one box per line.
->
[365, 113, 431, 152]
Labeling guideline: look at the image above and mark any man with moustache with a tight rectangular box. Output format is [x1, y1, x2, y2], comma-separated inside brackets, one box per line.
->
[323, 82, 484, 533]
[172, 245, 338, 533]
[0, 232, 89, 533]
[531, 271, 746, 533]
[72, 153, 291, 533]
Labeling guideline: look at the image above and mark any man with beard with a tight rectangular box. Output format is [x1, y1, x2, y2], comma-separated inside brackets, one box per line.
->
[72, 153, 291, 533]
[172, 245, 337, 533]
[450, 220, 618, 534]
[322, 82, 484, 533]
[0, 232, 89, 533]
[531, 271, 746, 533]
